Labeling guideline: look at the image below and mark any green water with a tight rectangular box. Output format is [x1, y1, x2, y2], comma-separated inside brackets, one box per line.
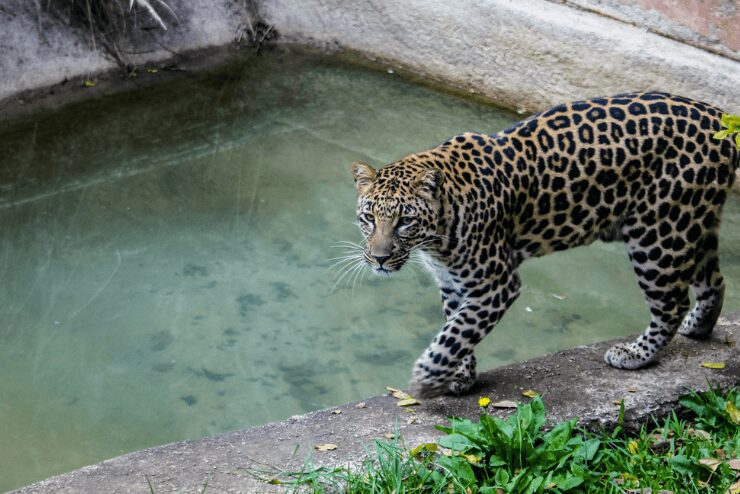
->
[1, 48, 739, 491]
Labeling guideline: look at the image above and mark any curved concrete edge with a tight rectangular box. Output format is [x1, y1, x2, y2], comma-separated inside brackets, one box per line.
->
[260, 0, 740, 113]
[13, 313, 739, 494]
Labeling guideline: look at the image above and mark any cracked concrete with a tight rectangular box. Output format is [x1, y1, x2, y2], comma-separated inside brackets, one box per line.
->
[14, 313, 739, 493]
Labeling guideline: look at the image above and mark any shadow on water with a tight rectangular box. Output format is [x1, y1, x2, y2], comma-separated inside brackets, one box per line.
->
[0, 46, 738, 490]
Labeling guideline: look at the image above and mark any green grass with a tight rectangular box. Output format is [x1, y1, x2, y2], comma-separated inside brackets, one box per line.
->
[267, 386, 739, 493]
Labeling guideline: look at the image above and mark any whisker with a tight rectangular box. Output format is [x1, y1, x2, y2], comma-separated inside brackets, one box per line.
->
[331, 259, 365, 293]
[326, 256, 362, 272]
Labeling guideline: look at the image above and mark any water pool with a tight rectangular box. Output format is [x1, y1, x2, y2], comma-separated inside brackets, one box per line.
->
[1, 48, 739, 491]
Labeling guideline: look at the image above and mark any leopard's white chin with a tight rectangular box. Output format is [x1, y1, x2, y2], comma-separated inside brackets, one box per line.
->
[372, 267, 393, 277]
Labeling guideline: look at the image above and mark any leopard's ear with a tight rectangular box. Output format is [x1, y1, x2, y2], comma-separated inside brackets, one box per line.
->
[415, 168, 443, 200]
[351, 161, 376, 194]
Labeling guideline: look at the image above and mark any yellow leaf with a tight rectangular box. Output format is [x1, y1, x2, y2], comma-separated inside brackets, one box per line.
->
[267, 478, 282, 485]
[464, 453, 481, 464]
[478, 397, 491, 407]
[331, 409, 342, 415]
[728, 479, 740, 494]
[384, 432, 395, 439]
[396, 398, 421, 407]
[726, 401, 740, 424]
[82, 80, 96, 87]
[491, 400, 518, 408]
[627, 440, 639, 455]
[147, 68, 158, 73]
[386, 386, 413, 400]
[701, 362, 726, 369]
[522, 389, 540, 398]
[314, 443, 337, 451]
[410, 442, 438, 456]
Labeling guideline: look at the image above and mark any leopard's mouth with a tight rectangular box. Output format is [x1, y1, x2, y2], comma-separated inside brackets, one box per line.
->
[373, 266, 392, 277]
[365, 251, 408, 276]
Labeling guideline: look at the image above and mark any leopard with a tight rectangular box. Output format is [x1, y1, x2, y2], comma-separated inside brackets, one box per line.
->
[349, 91, 738, 399]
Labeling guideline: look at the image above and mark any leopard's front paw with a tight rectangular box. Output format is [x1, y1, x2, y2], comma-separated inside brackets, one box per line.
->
[409, 378, 448, 399]
[449, 376, 475, 396]
[604, 342, 654, 370]
[409, 361, 450, 399]
[448, 353, 477, 396]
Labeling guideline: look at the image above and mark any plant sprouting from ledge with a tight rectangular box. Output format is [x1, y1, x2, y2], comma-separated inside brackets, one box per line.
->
[714, 114, 740, 150]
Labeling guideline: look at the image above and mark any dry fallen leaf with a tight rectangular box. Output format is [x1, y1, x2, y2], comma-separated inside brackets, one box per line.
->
[686, 428, 711, 440]
[727, 459, 740, 471]
[331, 409, 342, 415]
[522, 389, 540, 398]
[355, 402, 367, 409]
[628, 386, 638, 393]
[83, 80, 97, 88]
[491, 400, 518, 408]
[383, 432, 395, 439]
[727, 479, 740, 494]
[699, 458, 722, 472]
[723, 335, 736, 348]
[385, 386, 421, 406]
[701, 362, 726, 369]
[407, 416, 418, 424]
[386, 386, 412, 400]
[396, 398, 421, 407]
[314, 443, 337, 451]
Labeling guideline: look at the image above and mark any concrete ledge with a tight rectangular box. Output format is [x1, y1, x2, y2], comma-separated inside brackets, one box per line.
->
[14, 313, 739, 493]
[261, 0, 740, 113]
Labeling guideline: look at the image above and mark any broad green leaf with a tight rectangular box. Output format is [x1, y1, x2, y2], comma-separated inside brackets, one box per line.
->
[669, 454, 699, 475]
[555, 474, 584, 490]
[438, 433, 476, 452]
[543, 420, 575, 450]
[494, 467, 510, 485]
[489, 454, 507, 467]
[714, 130, 730, 140]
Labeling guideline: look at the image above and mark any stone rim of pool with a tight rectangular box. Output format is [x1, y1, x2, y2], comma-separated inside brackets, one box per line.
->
[11, 314, 739, 493]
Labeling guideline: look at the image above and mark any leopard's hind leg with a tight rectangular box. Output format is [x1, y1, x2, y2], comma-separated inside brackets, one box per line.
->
[604, 219, 692, 369]
[679, 230, 725, 340]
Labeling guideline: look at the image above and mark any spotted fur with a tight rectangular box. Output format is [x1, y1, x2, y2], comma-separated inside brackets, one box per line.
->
[350, 92, 738, 398]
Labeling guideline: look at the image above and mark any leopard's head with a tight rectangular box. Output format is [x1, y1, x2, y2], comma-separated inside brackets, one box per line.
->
[351, 159, 444, 276]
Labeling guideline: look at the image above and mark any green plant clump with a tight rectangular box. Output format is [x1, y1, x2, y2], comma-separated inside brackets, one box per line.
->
[714, 114, 740, 150]
[270, 386, 739, 493]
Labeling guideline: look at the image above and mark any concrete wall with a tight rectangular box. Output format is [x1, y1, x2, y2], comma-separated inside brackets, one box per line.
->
[260, 0, 740, 113]
[559, 0, 739, 59]
[1, 0, 739, 113]
[0, 0, 251, 102]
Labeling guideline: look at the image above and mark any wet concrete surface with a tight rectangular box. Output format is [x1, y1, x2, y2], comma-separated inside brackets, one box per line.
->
[14, 313, 739, 494]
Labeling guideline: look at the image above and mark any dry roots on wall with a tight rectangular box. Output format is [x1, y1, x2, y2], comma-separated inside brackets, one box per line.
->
[43, 0, 179, 66]
[42, 0, 274, 68]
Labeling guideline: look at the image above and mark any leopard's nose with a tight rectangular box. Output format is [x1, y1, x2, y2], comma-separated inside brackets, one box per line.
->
[372, 255, 391, 266]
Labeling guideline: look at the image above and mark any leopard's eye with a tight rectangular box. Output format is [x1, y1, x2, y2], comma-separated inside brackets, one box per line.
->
[363, 213, 375, 223]
[397, 216, 415, 226]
